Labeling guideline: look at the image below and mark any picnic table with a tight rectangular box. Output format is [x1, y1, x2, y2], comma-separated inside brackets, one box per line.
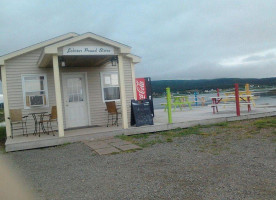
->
[210, 95, 253, 114]
[161, 95, 192, 111]
[224, 91, 257, 106]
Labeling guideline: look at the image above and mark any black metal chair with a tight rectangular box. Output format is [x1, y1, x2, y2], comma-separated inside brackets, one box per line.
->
[38, 106, 57, 136]
[8, 109, 28, 138]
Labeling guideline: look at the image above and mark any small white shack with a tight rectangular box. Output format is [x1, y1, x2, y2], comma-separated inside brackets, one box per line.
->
[0, 32, 140, 141]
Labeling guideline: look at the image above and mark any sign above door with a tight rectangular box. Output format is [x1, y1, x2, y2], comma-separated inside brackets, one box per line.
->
[63, 46, 114, 55]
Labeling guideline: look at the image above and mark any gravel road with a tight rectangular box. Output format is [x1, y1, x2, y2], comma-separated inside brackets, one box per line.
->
[3, 121, 276, 200]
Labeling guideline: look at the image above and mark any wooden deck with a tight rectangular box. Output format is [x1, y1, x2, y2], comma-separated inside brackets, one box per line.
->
[5, 106, 276, 152]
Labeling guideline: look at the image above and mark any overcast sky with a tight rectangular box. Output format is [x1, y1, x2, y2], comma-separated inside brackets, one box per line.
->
[1, 0, 276, 80]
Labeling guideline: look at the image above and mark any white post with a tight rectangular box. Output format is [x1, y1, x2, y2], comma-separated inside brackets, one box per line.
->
[118, 55, 128, 129]
[52, 55, 64, 137]
[1, 65, 11, 137]
[131, 62, 137, 100]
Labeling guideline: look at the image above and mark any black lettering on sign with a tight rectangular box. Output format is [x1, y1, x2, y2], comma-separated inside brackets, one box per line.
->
[99, 48, 111, 53]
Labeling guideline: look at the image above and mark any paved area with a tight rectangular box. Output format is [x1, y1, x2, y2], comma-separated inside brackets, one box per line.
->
[83, 137, 141, 155]
[154, 106, 276, 124]
[2, 119, 276, 200]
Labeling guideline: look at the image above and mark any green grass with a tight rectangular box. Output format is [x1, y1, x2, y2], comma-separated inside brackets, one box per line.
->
[0, 109, 4, 122]
[114, 118, 276, 151]
[199, 122, 229, 128]
[166, 138, 173, 142]
[138, 139, 163, 148]
[58, 142, 71, 147]
[254, 117, 276, 129]
[160, 126, 200, 137]
[129, 134, 149, 139]
[0, 126, 6, 143]
[0, 126, 6, 153]
[116, 134, 136, 141]
[117, 126, 201, 148]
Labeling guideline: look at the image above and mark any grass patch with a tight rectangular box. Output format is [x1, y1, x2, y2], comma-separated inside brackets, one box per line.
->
[115, 134, 133, 141]
[166, 138, 173, 142]
[116, 133, 163, 148]
[129, 134, 149, 139]
[0, 109, 4, 122]
[0, 126, 6, 144]
[254, 117, 276, 129]
[138, 139, 163, 148]
[176, 127, 201, 136]
[0, 126, 6, 153]
[116, 133, 149, 141]
[117, 126, 201, 148]
[160, 127, 200, 138]
[113, 117, 276, 155]
[57, 142, 71, 147]
[200, 122, 229, 128]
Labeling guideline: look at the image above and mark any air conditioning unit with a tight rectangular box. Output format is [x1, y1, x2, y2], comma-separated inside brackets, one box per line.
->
[29, 95, 44, 107]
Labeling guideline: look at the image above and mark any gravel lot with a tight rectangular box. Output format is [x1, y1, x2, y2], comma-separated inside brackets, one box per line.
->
[2, 119, 276, 200]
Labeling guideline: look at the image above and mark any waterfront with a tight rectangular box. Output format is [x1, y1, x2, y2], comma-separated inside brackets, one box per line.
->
[153, 89, 276, 110]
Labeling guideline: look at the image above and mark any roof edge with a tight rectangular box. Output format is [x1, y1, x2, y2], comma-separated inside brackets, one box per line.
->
[0, 32, 78, 64]
[44, 32, 132, 54]
[126, 54, 141, 64]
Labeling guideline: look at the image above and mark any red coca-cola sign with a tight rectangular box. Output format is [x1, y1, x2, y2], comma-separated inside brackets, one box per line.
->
[135, 78, 147, 100]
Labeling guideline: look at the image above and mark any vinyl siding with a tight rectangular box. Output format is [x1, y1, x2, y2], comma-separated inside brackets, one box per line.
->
[5, 49, 57, 136]
[5, 48, 134, 136]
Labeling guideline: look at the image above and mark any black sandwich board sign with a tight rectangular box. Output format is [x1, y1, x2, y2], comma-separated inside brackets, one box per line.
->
[131, 99, 154, 127]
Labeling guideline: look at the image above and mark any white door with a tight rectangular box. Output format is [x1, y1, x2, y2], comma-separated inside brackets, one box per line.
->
[62, 73, 89, 128]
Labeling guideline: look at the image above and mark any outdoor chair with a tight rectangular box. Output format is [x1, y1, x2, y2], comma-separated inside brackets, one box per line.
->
[105, 101, 121, 127]
[8, 109, 28, 138]
[38, 106, 57, 136]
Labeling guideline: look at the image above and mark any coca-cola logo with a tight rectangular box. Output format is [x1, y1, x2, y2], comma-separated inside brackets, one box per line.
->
[136, 79, 146, 100]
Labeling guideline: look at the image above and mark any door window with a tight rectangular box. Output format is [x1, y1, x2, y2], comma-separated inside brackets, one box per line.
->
[67, 77, 84, 102]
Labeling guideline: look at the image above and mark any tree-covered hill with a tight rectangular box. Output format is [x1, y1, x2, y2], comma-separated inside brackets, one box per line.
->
[151, 78, 276, 94]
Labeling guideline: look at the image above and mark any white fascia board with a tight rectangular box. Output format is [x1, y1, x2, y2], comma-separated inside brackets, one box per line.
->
[126, 54, 141, 63]
[44, 32, 132, 54]
[0, 33, 78, 64]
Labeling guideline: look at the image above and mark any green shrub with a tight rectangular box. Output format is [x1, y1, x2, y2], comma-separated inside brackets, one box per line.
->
[0, 126, 6, 144]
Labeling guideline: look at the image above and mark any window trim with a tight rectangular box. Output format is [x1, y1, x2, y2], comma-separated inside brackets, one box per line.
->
[21, 74, 49, 109]
[100, 72, 121, 102]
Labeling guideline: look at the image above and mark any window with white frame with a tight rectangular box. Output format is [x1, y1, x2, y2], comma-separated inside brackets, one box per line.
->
[22, 74, 48, 108]
[101, 72, 120, 101]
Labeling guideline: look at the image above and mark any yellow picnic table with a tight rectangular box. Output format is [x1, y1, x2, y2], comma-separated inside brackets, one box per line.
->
[161, 95, 193, 111]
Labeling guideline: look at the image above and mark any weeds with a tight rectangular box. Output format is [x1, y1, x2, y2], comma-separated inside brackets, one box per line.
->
[254, 118, 276, 129]
[166, 138, 173, 142]
[138, 139, 163, 148]
[116, 117, 276, 150]
[199, 122, 229, 128]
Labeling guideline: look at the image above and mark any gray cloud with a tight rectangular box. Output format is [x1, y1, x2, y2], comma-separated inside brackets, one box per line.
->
[1, 0, 276, 80]
[242, 53, 276, 62]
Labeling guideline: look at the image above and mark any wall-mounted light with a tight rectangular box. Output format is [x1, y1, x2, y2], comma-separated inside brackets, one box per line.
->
[111, 56, 118, 66]
[58, 56, 66, 67]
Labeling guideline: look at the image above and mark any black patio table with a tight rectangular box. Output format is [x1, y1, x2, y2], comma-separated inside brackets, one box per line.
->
[29, 112, 48, 137]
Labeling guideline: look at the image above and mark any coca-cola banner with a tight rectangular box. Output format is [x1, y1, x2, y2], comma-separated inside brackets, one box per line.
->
[135, 78, 147, 100]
